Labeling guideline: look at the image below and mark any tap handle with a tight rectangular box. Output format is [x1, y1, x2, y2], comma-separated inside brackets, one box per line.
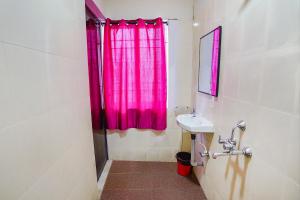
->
[230, 139, 237, 145]
[218, 135, 226, 144]
[223, 143, 234, 151]
[200, 151, 209, 157]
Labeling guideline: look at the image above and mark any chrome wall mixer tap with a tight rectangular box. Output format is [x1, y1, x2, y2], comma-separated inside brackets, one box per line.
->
[213, 120, 252, 159]
[218, 120, 246, 151]
[200, 120, 252, 159]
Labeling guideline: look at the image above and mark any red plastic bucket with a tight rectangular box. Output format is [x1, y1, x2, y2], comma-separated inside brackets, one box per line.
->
[176, 152, 191, 176]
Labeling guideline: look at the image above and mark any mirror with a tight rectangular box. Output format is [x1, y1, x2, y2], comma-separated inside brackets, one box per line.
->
[198, 26, 222, 96]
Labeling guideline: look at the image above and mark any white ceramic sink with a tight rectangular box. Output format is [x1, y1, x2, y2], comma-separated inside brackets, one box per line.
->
[176, 114, 214, 133]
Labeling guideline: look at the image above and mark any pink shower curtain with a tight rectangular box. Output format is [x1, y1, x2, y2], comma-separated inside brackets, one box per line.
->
[86, 20, 102, 130]
[103, 18, 167, 130]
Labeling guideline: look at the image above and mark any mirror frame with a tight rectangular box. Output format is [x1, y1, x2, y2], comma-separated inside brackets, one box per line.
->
[198, 26, 222, 97]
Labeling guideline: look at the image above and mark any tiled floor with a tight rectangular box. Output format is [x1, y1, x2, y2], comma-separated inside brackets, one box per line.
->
[100, 161, 207, 200]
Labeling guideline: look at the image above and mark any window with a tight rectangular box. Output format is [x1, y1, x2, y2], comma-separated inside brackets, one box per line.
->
[102, 18, 168, 130]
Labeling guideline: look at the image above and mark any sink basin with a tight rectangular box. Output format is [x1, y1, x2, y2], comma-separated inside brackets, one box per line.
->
[176, 114, 214, 133]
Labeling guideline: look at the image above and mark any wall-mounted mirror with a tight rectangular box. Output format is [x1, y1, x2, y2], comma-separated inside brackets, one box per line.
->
[198, 26, 222, 96]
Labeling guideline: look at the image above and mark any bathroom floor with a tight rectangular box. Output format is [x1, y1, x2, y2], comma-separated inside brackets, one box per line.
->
[100, 161, 207, 200]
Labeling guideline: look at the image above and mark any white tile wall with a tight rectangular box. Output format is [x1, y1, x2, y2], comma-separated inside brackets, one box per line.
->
[260, 52, 300, 114]
[0, 0, 98, 199]
[192, 0, 300, 199]
[106, 120, 182, 162]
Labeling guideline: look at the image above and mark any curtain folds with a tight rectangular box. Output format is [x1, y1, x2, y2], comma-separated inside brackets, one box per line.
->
[86, 20, 102, 130]
[210, 28, 220, 96]
[103, 18, 167, 130]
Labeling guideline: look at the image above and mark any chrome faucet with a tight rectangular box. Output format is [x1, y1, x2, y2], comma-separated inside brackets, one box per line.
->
[191, 108, 196, 117]
[212, 120, 252, 159]
[218, 120, 246, 150]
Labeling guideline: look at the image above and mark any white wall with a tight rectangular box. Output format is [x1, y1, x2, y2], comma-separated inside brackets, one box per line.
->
[192, 0, 300, 199]
[95, 0, 106, 15]
[0, 0, 98, 199]
[99, 0, 194, 161]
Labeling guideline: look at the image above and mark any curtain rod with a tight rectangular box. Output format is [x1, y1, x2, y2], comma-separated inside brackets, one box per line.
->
[99, 18, 178, 25]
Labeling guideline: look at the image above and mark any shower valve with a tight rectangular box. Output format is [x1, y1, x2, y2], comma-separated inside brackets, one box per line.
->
[218, 135, 236, 146]
[212, 120, 253, 159]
